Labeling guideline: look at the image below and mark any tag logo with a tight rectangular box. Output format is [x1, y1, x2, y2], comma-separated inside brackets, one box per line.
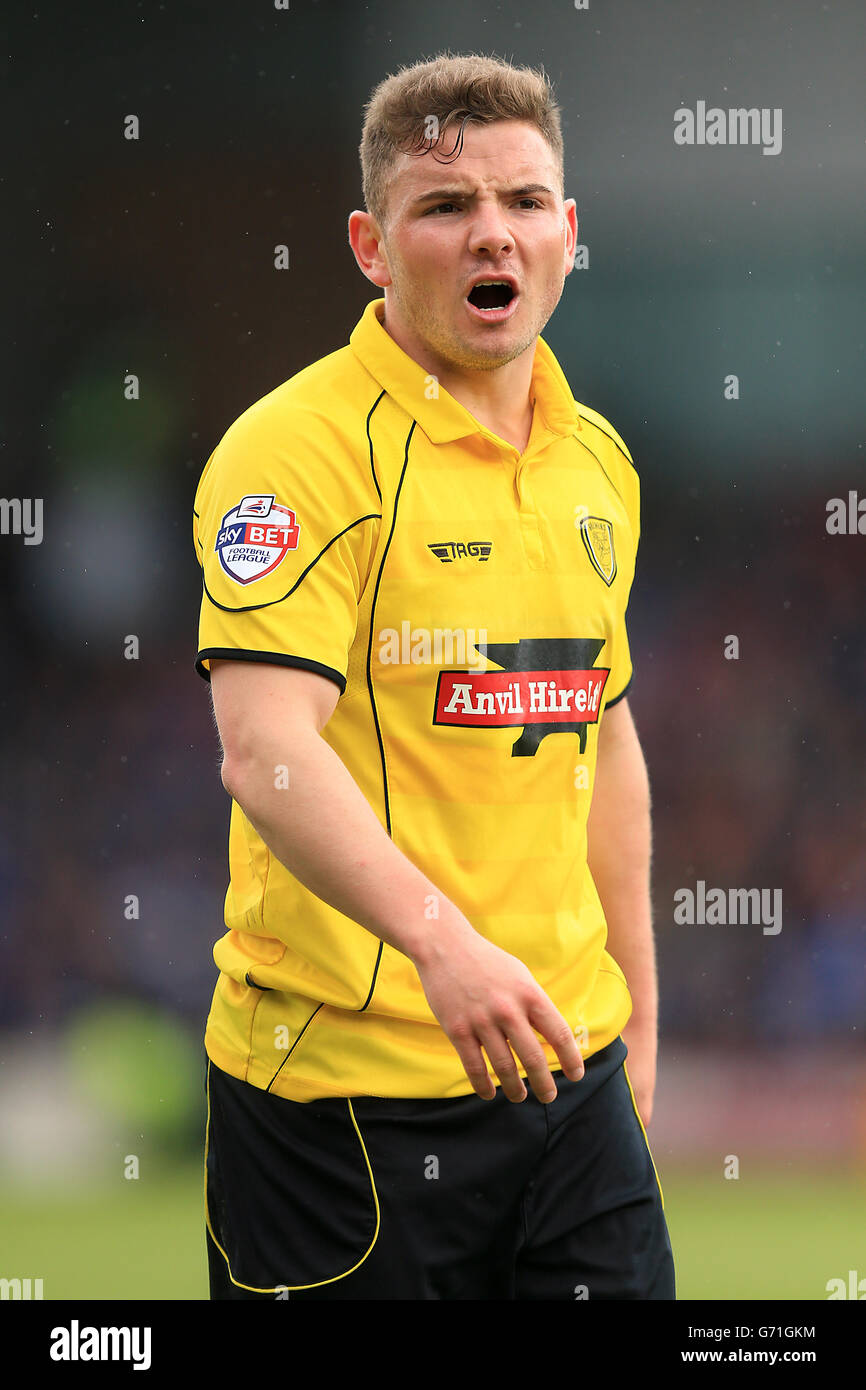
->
[428, 541, 493, 563]
[215, 497, 300, 584]
[579, 517, 616, 586]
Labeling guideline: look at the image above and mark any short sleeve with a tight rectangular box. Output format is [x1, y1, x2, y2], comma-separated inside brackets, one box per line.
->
[604, 624, 633, 708]
[590, 421, 639, 711]
[192, 401, 381, 692]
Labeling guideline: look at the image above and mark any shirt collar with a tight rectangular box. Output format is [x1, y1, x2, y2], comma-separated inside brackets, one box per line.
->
[349, 297, 580, 445]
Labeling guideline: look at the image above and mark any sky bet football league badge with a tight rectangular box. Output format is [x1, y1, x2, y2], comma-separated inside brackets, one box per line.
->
[215, 494, 300, 585]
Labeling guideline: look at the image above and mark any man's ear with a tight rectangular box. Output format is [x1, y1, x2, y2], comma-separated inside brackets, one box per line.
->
[348, 210, 392, 289]
[563, 197, 578, 276]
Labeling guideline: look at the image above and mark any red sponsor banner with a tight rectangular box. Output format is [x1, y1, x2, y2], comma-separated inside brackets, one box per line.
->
[434, 667, 609, 727]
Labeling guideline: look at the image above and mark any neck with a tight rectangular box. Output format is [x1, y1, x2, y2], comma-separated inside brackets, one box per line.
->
[380, 302, 536, 452]
[437, 356, 535, 453]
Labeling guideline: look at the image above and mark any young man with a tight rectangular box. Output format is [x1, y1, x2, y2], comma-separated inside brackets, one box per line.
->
[194, 52, 674, 1300]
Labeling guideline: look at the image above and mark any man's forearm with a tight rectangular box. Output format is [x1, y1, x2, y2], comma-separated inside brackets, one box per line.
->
[221, 728, 473, 968]
[586, 708, 657, 1038]
[586, 706, 658, 1122]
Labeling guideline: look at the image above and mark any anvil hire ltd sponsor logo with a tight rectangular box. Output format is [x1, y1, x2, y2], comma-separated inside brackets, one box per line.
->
[433, 636, 609, 758]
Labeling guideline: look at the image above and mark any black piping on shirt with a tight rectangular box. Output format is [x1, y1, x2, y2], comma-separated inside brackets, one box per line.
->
[201, 513, 381, 615]
[358, 416, 416, 1013]
[365, 390, 386, 503]
[265, 1003, 325, 1093]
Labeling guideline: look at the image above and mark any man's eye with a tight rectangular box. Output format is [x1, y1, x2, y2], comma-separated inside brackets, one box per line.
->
[424, 198, 541, 215]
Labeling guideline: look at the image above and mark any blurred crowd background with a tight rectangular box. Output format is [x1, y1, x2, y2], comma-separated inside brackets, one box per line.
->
[1, 0, 863, 1298]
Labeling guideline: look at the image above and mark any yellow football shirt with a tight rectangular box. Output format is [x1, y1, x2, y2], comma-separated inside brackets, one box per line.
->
[193, 296, 640, 1100]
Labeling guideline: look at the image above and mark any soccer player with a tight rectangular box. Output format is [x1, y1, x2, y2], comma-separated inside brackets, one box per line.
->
[193, 52, 675, 1300]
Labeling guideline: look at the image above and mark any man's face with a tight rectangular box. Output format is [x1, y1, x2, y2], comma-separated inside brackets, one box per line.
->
[366, 119, 577, 373]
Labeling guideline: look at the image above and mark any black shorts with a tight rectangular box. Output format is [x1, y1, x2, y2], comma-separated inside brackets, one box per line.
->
[204, 1035, 675, 1301]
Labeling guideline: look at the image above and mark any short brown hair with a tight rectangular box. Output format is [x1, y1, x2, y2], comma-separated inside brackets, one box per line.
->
[360, 52, 564, 228]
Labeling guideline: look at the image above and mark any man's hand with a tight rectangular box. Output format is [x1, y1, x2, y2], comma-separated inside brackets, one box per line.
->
[411, 919, 585, 1103]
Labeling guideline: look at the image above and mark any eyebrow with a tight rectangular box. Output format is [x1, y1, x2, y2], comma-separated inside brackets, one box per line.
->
[411, 183, 555, 207]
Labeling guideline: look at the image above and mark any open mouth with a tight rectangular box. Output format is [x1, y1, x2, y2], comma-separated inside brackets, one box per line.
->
[466, 281, 516, 311]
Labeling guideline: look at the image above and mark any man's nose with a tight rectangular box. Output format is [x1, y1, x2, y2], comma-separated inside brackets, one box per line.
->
[467, 206, 515, 258]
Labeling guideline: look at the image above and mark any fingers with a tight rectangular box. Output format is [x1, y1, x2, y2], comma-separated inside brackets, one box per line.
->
[477, 1027, 529, 1103]
[474, 1008, 585, 1104]
[450, 1028, 497, 1101]
[529, 1001, 586, 1085]
[435, 953, 588, 1103]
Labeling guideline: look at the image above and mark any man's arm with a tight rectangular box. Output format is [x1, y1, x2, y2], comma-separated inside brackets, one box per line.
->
[209, 658, 584, 1103]
[586, 697, 658, 1124]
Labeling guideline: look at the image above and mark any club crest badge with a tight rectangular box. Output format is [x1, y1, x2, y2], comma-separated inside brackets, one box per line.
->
[214, 494, 300, 585]
[579, 516, 616, 586]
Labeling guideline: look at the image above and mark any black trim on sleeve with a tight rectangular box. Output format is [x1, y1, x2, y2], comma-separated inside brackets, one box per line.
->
[195, 648, 347, 694]
[604, 672, 633, 709]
